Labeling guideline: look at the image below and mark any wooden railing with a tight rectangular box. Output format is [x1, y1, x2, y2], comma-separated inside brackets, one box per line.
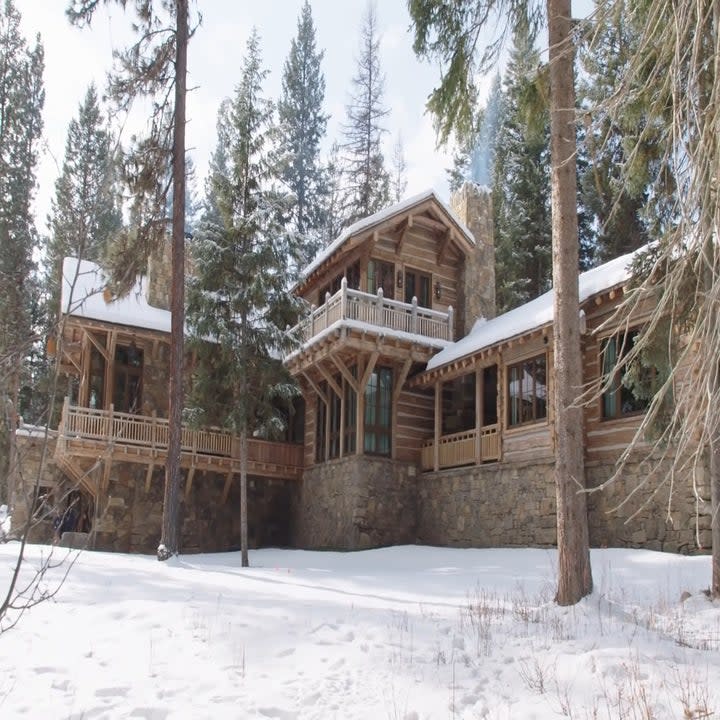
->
[58, 401, 304, 470]
[421, 424, 500, 471]
[291, 277, 454, 345]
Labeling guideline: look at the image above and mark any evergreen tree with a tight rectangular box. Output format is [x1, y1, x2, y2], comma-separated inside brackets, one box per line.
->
[390, 135, 408, 203]
[69, 0, 192, 561]
[320, 141, 345, 246]
[342, 3, 390, 223]
[277, 0, 328, 263]
[0, 0, 44, 502]
[493, 21, 551, 312]
[471, 73, 503, 186]
[47, 84, 121, 303]
[187, 31, 300, 568]
[577, 5, 659, 263]
[410, 0, 593, 605]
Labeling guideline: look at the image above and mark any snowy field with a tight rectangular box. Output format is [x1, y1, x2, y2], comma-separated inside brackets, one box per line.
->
[1, 543, 719, 719]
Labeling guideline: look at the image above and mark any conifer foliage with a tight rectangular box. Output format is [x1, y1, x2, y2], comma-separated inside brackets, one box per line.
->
[47, 84, 121, 305]
[0, 0, 44, 501]
[493, 21, 552, 312]
[277, 0, 328, 263]
[342, 3, 390, 224]
[187, 30, 300, 568]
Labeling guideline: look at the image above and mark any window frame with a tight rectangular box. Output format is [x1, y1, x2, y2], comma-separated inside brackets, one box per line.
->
[506, 353, 548, 428]
[363, 366, 392, 456]
[600, 328, 650, 420]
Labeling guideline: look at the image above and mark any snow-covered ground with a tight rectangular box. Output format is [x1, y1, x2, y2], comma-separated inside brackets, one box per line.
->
[1, 543, 719, 719]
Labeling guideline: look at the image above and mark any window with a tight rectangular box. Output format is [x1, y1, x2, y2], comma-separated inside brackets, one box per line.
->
[367, 260, 395, 300]
[113, 344, 143, 413]
[483, 365, 498, 426]
[507, 355, 547, 427]
[88, 338, 105, 409]
[442, 373, 475, 434]
[315, 393, 327, 462]
[601, 329, 650, 419]
[404, 269, 431, 308]
[364, 367, 392, 455]
[344, 367, 357, 453]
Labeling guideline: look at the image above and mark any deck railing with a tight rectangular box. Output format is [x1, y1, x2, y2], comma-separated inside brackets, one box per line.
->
[421, 424, 500, 471]
[58, 401, 304, 469]
[291, 277, 453, 345]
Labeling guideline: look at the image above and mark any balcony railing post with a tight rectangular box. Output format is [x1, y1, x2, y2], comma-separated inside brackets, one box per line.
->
[107, 403, 114, 441]
[376, 286, 384, 326]
[340, 276, 347, 320]
[411, 296, 418, 333]
[324, 291, 331, 330]
[310, 304, 316, 337]
[447, 305, 454, 341]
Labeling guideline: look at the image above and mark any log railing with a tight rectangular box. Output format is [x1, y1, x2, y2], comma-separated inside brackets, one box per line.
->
[291, 277, 454, 345]
[421, 424, 500, 471]
[58, 400, 304, 470]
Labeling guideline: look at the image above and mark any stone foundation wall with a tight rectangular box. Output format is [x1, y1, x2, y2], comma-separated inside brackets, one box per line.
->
[94, 465, 299, 554]
[417, 460, 557, 547]
[295, 456, 417, 550]
[417, 453, 712, 553]
[586, 456, 711, 553]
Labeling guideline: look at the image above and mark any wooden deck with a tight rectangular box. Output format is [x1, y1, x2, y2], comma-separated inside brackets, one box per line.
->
[291, 279, 454, 346]
[55, 401, 304, 500]
[421, 424, 500, 471]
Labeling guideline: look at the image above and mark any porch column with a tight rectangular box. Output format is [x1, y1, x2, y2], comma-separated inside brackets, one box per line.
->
[475, 366, 482, 465]
[433, 380, 441, 472]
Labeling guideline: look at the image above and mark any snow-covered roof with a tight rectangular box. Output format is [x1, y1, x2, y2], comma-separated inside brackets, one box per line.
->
[61, 257, 171, 333]
[299, 190, 476, 284]
[427, 247, 642, 371]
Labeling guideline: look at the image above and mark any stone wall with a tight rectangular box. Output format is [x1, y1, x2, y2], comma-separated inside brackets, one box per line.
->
[417, 459, 557, 547]
[417, 453, 712, 553]
[295, 456, 417, 549]
[94, 465, 299, 554]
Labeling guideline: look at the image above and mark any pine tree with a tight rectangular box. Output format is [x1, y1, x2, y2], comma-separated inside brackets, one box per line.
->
[578, 3, 665, 263]
[0, 0, 44, 503]
[342, 3, 390, 223]
[277, 0, 328, 264]
[69, 0, 191, 561]
[320, 141, 345, 246]
[471, 73, 503, 186]
[390, 135, 408, 203]
[187, 30, 300, 568]
[410, 0, 593, 605]
[47, 84, 121, 303]
[493, 21, 552, 312]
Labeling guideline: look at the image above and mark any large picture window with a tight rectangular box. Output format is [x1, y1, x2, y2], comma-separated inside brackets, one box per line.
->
[507, 355, 547, 427]
[367, 260, 395, 300]
[404, 268, 431, 308]
[601, 329, 650, 419]
[364, 367, 392, 455]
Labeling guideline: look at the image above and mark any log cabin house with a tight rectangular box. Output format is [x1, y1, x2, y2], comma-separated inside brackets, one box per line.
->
[11, 183, 711, 554]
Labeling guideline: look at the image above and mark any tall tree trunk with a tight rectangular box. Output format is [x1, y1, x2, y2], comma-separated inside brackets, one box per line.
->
[547, 0, 593, 605]
[158, 0, 187, 560]
[711, 435, 720, 598]
[240, 423, 249, 568]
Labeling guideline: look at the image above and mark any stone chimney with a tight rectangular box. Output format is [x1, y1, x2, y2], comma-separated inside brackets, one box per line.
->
[146, 237, 194, 311]
[450, 182, 496, 334]
[146, 238, 173, 311]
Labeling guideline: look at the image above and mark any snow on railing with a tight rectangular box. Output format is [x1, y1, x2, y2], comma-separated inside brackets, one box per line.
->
[292, 277, 453, 345]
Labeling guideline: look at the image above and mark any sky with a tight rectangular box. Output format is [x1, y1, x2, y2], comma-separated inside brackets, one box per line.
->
[17, 0, 463, 235]
[1, 542, 718, 717]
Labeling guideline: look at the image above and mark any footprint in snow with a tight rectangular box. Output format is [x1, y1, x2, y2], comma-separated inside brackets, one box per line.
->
[276, 648, 295, 658]
[95, 686, 130, 698]
[258, 707, 298, 719]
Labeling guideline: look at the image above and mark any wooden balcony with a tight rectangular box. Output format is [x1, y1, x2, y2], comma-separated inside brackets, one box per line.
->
[55, 400, 304, 500]
[291, 279, 454, 347]
[420, 424, 500, 471]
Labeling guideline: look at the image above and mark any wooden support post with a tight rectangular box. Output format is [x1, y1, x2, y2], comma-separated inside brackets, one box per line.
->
[434, 380, 441, 472]
[475, 367, 482, 465]
[185, 466, 196, 500]
[331, 356, 359, 393]
[391, 357, 413, 460]
[145, 463, 155, 493]
[102, 456, 112, 494]
[104, 329, 117, 412]
[222, 471, 234, 504]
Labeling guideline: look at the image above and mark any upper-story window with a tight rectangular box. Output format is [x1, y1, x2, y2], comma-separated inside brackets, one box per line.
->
[404, 268, 431, 308]
[507, 354, 547, 427]
[601, 328, 650, 419]
[318, 261, 361, 305]
[367, 260, 395, 300]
